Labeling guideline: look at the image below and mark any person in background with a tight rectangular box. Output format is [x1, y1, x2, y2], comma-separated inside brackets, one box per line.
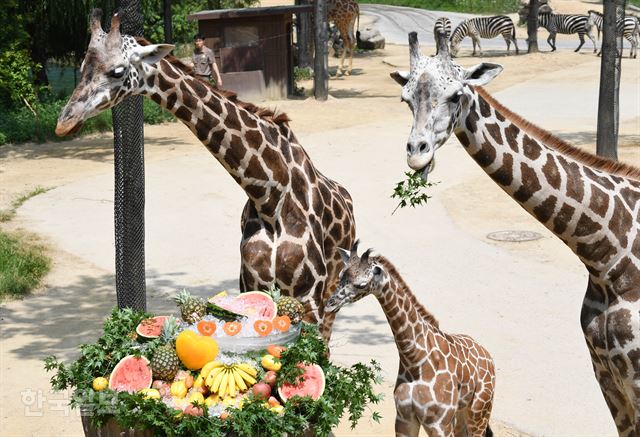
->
[192, 33, 222, 87]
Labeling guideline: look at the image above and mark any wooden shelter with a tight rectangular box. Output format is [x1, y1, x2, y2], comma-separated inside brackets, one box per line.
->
[188, 5, 313, 100]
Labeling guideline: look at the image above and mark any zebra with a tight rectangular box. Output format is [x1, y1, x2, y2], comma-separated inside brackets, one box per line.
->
[449, 15, 519, 57]
[434, 17, 452, 55]
[537, 12, 597, 52]
[587, 10, 639, 58]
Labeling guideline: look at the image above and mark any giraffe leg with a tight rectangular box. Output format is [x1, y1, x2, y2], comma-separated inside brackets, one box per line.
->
[394, 383, 420, 437]
[346, 15, 357, 75]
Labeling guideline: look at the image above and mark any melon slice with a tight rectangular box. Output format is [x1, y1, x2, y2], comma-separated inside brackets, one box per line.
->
[278, 364, 325, 402]
[136, 316, 169, 340]
[108, 355, 153, 393]
[212, 291, 277, 321]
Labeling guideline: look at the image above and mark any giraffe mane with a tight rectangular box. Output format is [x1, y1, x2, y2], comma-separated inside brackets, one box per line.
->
[475, 86, 640, 182]
[374, 255, 440, 328]
[135, 37, 291, 126]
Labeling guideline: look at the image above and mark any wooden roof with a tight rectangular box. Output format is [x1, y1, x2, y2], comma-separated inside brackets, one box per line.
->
[188, 5, 313, 21]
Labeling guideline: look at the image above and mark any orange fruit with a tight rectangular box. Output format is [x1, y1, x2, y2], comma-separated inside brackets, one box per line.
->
[254, 320, 273, 337]
[223, 321, 242, 336]
[273, 315, 291, 332]
[197, 320, 216, 336]
[266, 344, 286, 359]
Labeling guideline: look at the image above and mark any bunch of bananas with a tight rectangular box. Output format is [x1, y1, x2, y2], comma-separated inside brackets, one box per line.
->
[195, 360, 258, 398]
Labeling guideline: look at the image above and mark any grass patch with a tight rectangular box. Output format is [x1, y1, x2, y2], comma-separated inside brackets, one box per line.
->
[357, 0, 519, 14]
[0, 229, 51, 300]
[0, 186, 52, 223]
[0, 98, 175, 146]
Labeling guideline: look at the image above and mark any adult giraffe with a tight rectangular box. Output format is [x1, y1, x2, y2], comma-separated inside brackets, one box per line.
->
[391, 31, 640, 435]
[328, 0, 359, 76]
[56, 10, 356, 340]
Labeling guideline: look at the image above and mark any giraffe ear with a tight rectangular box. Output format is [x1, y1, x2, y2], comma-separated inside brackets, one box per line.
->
[130, 44, 175, 66]
[337, 247, 351, 265]
[462, 63, 503, 87]
[390, 70, 410, 86]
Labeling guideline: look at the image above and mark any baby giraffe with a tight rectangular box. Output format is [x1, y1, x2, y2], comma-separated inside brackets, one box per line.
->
[326, 242, 495, 437]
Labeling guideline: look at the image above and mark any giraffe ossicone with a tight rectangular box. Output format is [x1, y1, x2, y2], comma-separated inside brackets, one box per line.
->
[394, 31, 640, 435]
[327, 242, 496, 437]
[56, 9, 356, 341]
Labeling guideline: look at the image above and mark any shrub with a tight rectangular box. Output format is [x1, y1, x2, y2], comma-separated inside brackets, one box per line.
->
[0, 229, 51, 300]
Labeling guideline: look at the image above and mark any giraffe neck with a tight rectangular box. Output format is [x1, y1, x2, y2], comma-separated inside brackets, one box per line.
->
[454, 87, 637, 276]
[375, 258, 440, 366]
[141, 58, 294, 223]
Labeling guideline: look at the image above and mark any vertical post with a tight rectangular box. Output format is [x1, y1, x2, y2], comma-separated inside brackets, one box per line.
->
[112, 0, 146, 311]
[296, 0, 313, 68]
[163, 0, 173, 44]
[314, 0, 328, 100]
[596, 0, 623, 160]
[527, 0, 539, 53]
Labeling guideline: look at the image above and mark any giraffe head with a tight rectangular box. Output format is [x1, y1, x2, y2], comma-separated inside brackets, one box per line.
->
[325, 241, 388, 313]
[390, 31, 503, 179]
[55, 9, 174, 136]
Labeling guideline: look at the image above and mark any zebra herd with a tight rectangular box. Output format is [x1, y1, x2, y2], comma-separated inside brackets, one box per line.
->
[435, 11, 639, 59]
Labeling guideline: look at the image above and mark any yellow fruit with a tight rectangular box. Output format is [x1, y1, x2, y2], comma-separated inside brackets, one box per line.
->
[206, 366, 224, 388]
[189, 392, 205, 405]
[199, 360, 223, 380]
[139, 388, 161, 400]
[223, 396, 236, 407]
[175, 330, 219, 370]
[205, 394, 219, 407]
[270, 405, 285, 415]
[261, 354, 282, 372]
[170, 380, 188, 398]
[92, 377, 108, 391]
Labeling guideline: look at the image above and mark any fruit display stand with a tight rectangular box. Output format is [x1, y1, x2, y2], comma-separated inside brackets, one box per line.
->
[45, 290, 382, 437]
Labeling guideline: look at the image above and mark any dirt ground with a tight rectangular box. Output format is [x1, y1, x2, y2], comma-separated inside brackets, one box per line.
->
[1, 2, 639, 435]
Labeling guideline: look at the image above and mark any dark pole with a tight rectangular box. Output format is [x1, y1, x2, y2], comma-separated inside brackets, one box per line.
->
[113, 0, 147, 311]
[527, 0, 539, 53]
[296, 0, 313, 68]
[314, 0, 328, 100]
[163, 0, 173, 44]
[596, 0, 623, 160]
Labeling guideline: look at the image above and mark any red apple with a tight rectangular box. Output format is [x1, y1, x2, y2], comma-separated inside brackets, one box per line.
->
[263, 371, 277, 387]
[183, 404, 203, 416]
[252, 382, 272, 399]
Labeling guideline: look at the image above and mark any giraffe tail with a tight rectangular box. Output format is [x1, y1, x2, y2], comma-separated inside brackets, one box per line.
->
[485, 425, 494, 437]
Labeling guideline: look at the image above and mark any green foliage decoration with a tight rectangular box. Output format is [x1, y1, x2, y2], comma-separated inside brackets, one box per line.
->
[45, 308, 382, 436]
[391, 171, 438, 213]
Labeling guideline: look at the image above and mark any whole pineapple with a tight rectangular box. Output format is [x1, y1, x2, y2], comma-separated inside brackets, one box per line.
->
[268, 284, 305, 324]
[174, 289, 207, 324]
[150, 316, 180, 381]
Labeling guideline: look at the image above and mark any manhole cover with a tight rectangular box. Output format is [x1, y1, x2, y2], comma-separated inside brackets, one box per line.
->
[486, 230, 543, 242]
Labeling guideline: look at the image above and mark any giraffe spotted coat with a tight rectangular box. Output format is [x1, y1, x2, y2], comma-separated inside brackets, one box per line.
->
[55, 10, 356, 340]
[392, 31, 640, 435]
[326, 244, 495, 437]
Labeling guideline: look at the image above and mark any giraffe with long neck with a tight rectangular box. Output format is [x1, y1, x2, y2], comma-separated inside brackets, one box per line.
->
[328, 0, 359, 76]
[326, 243, 495, 437]
[391, 31, 640, 435]
[56, 10, 356, 339]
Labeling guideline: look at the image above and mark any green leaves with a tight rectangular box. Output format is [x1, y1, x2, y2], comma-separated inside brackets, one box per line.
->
[391, 171, 438, 214]
[45, 308, 383, 436]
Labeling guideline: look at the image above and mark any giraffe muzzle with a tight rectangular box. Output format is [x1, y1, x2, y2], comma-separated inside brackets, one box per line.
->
[55, 118, 84, 137]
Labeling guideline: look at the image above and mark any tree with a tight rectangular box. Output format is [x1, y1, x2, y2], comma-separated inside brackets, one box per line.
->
[527, 0, 539, 53]
[596, 0, 625, 160]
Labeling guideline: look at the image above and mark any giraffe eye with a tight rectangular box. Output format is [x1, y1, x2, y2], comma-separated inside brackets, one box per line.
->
[110, 66, 126, 79]
[449, 92, 462, 104]
[373, 266, 382, 276]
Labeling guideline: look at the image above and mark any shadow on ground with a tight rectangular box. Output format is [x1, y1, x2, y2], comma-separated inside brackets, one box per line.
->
[0, 270, 238, 362]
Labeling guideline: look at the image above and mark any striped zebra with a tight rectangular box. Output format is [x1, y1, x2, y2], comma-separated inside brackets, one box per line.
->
[449, 15, 519, 57]
[587, 10, 639, 58]
[537, 12, 597, 52]
[434, 17, 451, 55]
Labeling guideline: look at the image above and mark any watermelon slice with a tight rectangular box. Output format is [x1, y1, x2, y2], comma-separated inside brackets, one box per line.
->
[212, 291, 277, 321]
[136, 316, 169, 340]
[108, 355, 153, 393]
[278, 364, 325, 402]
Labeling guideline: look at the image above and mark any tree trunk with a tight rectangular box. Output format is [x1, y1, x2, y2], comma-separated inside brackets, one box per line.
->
[163, 0, 172, 44]
[314, 0, 328, 100]
[296, 0, 313, 68]
[112, 0, 147, 311]
[596, 0, 624, 160]
[527, 0, 539, 53]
